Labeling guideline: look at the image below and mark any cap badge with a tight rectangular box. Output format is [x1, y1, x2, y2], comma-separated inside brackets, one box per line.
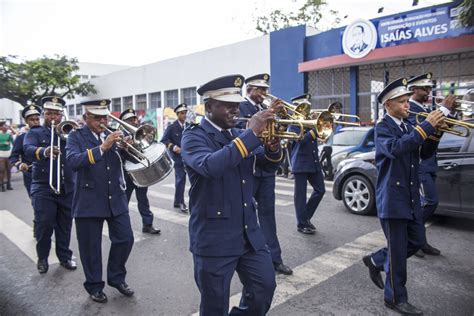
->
[427, 73, 432, 79]
[29, 106, 35, 110]
[263, 74, 269, 80]
[402, 78, 408, 85]
[100, 100, 107, 106]
[234, 77, 242, 87]
[129, 109, 133, 113]
[52, 97, 58, 103]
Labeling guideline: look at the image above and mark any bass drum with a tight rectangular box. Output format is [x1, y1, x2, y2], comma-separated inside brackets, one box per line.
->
[124, 142, 174, 187]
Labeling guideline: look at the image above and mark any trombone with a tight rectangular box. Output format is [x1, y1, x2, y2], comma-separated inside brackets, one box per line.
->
[311, 102, 361, 126]
[49, 112, 79, 195]
[407, 110, 474, 137]
[107, 114, 156, 151]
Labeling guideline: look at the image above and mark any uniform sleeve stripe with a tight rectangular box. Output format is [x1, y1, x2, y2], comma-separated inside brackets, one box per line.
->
[235, 138, 248, 157]
[232, 139, 246, 158]
[310, 130, 317, 140]
[265, 151, 283, 162]
[87, 149, 95, 164]
[415, 126, 427, 140]
[35, 148, 42, 160]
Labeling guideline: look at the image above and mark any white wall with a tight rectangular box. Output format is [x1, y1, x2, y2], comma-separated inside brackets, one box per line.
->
[71, 35, 270, 104]
[0, 99, 22, 125]
[76, 62, 132, 77]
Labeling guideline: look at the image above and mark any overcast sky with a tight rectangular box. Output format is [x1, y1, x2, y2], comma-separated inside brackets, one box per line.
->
[1, 0, 449, 66]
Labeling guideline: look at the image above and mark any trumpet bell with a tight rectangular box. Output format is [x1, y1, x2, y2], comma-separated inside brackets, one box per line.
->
[134, 125, 156, 150]
[56, 120, 79, 140]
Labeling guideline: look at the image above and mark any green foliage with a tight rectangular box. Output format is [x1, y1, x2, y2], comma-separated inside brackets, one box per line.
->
[255, 0, 340, 34]
[458, 0, 474, 27]
[0, 55, 96, 107]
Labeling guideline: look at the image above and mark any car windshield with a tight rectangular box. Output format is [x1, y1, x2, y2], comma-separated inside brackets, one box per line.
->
[332, 130, 367, 146]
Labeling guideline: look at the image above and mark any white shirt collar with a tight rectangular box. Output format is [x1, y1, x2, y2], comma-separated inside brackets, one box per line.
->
[245, 96, 257, 106]
[204, 116, 232, 133]
[386, 114, 407, 131]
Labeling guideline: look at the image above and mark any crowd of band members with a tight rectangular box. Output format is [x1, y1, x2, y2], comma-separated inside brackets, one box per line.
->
[6, 70, 456, 315]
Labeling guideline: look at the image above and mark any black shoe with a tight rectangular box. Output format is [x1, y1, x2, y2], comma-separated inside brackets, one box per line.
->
[297, 226, 315, 235]
[179, 203, 188, 213]
[384, 301, 423, 315]
[142, 225, 161, 234]
[422, 243, 440, 256]
[6, 183, 13, 190]
[274, 263, 293, 275]
[414, 249, 425, 258]
[0, 185, 5, 192]
[307, 221, 316, 232]
[37, 259, 48, 274]
[60, 259, 77, 270]
[90, 291, 108, 303]
[109, 282, 134, 297]
[362, 255, 384, 290]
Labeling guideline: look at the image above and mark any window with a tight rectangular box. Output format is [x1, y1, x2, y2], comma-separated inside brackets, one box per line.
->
[332, 130, 368, 146]
[123, 96, 133, 110]
[165, 90, 179, 107]
[149, 92, 161, 109]
[181, 87, 197, 105]
[136, 94, 147, 110]
[76, 104, 82, 116]
[68, 105, 75, 117]
[438, 127, 466, 153]
[112, 98, 122, 112]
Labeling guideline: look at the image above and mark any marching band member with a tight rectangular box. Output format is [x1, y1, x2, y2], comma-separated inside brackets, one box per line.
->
[181, 75, 282, 315]
[239, 73, 292, 275]
[362, 78, 445, 315]
[66, 99, 134, 303]
[10, 105, 41, 198]
[288, 94, 325, 235]
[406, 73, 455, 257]
[23, 97, 76, 274]
[119, 108, 160, 234]
[161, 103, 189, 213]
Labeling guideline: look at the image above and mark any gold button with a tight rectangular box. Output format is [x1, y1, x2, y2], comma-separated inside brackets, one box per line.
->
[109, 196, 112, 199]
[396, 181, 400, 186]
[244, 203, 247, 207]
[242, 180, 246, 184]
[217, 211, 221, 215]
[244, 225, 248, 229]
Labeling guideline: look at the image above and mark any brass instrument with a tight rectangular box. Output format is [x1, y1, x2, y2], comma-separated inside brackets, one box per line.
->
[107, 114, 156, 151]
[261, 93, 310, 120]
[407, 110, 474, 137]
[49, 111, 79, 194]
[433, 89, 474, 115]
[311, 102, 361, 126]
[235, 117, 305, 141]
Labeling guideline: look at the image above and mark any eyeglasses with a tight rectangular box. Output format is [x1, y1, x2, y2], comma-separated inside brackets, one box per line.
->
[89, 115, 108, 121]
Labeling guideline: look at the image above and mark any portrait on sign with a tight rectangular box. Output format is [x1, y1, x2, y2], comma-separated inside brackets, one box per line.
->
[342, 19, 377, 59]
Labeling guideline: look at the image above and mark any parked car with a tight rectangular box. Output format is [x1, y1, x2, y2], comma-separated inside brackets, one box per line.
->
[332, 121, 474, 218]
[319, 126, 375, 179]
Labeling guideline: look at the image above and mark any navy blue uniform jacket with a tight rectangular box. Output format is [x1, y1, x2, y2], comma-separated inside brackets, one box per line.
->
[407, 100, 439, 173]
[10, 132, 32, 170]
[23, 125, 74, 194]
[375, 116, 439, 219]
[161, 120, 186, 166]
[288, 126, 321, 173]
[65, 126, 129, 218]
[181, 119, 283, 257]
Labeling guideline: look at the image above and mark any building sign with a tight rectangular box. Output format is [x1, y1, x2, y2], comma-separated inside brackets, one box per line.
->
[377, 3, 471, 48]
[342, 19, 378, 59]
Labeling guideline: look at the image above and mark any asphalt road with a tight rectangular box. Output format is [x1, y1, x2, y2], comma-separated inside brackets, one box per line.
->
[1, 172, 473, 315]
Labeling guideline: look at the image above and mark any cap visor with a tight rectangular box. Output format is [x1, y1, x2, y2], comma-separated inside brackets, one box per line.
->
[212, 94, 245, 103]
[43, 105, 64, 111]
[248, 82, 270, 88]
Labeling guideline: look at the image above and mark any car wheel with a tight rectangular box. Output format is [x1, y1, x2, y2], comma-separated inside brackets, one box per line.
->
[341, 175, 375, 215]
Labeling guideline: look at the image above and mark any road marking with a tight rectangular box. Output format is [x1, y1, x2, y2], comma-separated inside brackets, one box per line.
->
[0, 210, 59, 264]
[192, 229, 387, 315]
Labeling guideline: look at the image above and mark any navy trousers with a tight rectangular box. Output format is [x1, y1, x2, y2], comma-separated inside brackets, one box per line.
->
[254, 176, 282, 264]
[419, 172, 438, 223]
[31, 188, 73, 263]
[174, 162, 186, 205]
[125, 174, 153, 226]
[371, 217, 426, 304]
[293, 171, 326, 228]
[193, 248, 276, 316]
[75, 213, 134, 294]
[23, 172, 32, 197]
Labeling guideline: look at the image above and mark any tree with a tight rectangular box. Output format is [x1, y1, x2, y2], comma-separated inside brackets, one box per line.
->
[255, 0, 341, 34]
[458, 0, 474, 28]
[0, 55, 96, 107]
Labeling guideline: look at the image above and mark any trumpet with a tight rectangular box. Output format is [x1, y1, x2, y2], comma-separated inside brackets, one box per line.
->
[407, 110, 474, 137]
[433, 89, 474, 115]
[235, 117, 305, 141]
[107, 114, 156, 151]
[261, 93, 310, 120]
[311, 102, 361, 126]
[49, 111, 79, 195]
